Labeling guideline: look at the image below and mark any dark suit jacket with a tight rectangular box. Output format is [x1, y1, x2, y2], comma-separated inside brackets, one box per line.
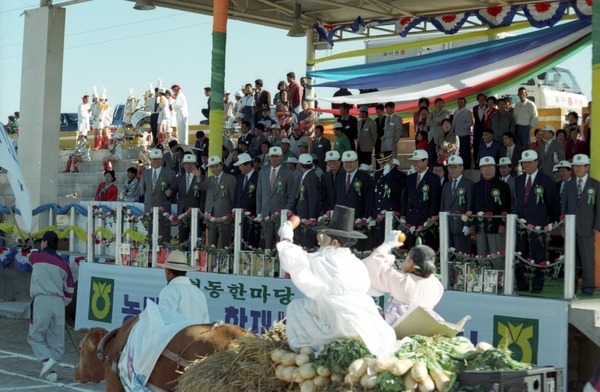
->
[563, 176, 600, 236]
[334, 170, 373, 219]
[321, 168, 344, 214]
[254, 89, 271, 111]
[514, 171, 558, 226]
[172, 173, 206, 215]
[256, 165, 297, 216]
[472, 177, 511, 233]
[141, 167, 177, 213]
[296, 169, 321, 219]
[235, 170, 259, 215]
[400, 171, 441, 225]
[204, 172, 237, 217]
[538, 139, 565, 177]
[371, 168, 406, 216]
[440, 176, 474, 234]
[499, 144, 525, 176]
[311, 136, 332, 171]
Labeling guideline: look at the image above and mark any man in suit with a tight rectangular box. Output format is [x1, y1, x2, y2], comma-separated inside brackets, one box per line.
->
[335, 150, 373, 220]
[563, 154, 600, 296]
[514, 149, 559, 293]
[440, 155, 474, 254]
[471, 156, 511, 260]
[295, 154, 321, 249]
[253, 79, 271, 122]
[356, 105, 378, 166]
[237, 120, 254, 147]
[234, 153, 260, 248]
[171, 153, 206, 243]
[311, 124, 331, 172]
[499, 131, 524, 177]
[204, 155, 237, 248]
[321, 150, 345, 214]
[497, 157, 516, 212]
[556, 160, 572, 208]
[472, 93, 488, 168]
[256, 146, 297, 249]
[163, 140, 180, 174]
[538, 125, 565, 177]
[337, 103, 358, 151]
[400, 149, 441, 248]
[141, 149, 178, 243]
[370, 151, 406, 247]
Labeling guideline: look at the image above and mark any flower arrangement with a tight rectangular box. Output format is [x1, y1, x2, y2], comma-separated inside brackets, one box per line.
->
[448, 247, 506, 268]
[91, 227, 115, 246]
[92, 206, 116, 226]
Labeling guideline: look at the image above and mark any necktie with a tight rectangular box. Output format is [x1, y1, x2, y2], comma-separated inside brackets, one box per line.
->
[152, 169, 158, 190]
[578, 178, 583, 198]
[346, 174, 351, 192]
[560, 182, 566, 200]
[416, 174, 421, 188]
[186, 173, 192, 192]
[452, 179, 457, 195]
[243, 175, 248, 189]
[524, 175, 532, 201]
[270, 168, 276, 191]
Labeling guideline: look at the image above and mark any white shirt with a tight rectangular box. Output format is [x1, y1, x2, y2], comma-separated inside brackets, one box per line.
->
[158, 276, 209, 324]
[513, 99, 539, 127]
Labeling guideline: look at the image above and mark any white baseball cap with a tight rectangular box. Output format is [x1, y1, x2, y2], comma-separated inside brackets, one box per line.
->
[341, 150, 358, 162]
[149, 149, 163, 159]
[409, 149, 428, 161]
[552, 164, 560, 173]
[234, 153, 252, 166]
[182, 154, 196, 163]
[497, 157, 512, 166]
[208, 155, 222, 165]
[446, 155, 463, 166]
[285, 157, 298, 164]
[332, 122, 343, 129]
[298, 153, 313, 165]
[519, 149, 538, 163]
[556, 160, 572, 169]
[542, 125, 555, 133]
[479, 156, 496, 166]
[572, 154, 590, 165]
[281, 138, 291, 144]
[269, 146, 283, 156]
[325, 150, 340, 161]
[235, 90, 243, 97]
[359, 163, 371, 172]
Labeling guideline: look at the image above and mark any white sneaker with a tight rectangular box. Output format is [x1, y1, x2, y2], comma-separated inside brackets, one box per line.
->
[39, 358, 58, 378]
[45, 371, 57, 382]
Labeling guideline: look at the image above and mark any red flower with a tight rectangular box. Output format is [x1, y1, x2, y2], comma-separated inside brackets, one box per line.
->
[416, 225, 423, 231]
[485, 211, 493, 217]
[486, 6, 504, 17]
[539, 261, 548, 267]
[465, 210, 473, 216]
[534, 3, 551, 13]
[399, 16, 412, 26]
[94, 239, 100, 245]
[501, 212, 507, 216]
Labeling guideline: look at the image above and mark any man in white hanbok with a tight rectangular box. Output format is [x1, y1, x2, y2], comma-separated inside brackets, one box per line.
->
[276, 205, 396, 357]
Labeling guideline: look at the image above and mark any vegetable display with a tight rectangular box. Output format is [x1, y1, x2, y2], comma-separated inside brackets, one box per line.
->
[270, 335, 531, 391]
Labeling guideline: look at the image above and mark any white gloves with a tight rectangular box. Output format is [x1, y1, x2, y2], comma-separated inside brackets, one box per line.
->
[462, 226, 470, 236]
[383, 230, 404, 249]
[383, 164, 391, 176]
[278, 221, 294, 242]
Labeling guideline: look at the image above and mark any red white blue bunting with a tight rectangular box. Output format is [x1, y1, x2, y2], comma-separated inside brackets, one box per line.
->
[430, 12, 471, 35]
[571, 0, 593, 21]
[523, 1, 569, 27]
[475, 5, 517, 28]
[1, 247, 87, 279]
[395, 16, 425, 37]
[0, 247, 17, 268]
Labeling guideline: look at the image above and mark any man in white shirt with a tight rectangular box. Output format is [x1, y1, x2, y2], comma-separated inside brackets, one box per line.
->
[77, 95, 91, 136]
[171, 84, 189, 145]
[513, 87, 539, 148]
[158, 250, 209, 324]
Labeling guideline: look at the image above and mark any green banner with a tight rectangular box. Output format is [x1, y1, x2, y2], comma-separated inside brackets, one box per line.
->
[493, 315, 539, 364]
[88, 276, 115, 324]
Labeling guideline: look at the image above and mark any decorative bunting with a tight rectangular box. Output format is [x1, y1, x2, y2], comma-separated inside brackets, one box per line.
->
[475, 5, 517, 27]
[571, 0, 593, 21]
[522, 1, 569, 27]
[395, 16, 424, 37]
[430, 12, 471, 35]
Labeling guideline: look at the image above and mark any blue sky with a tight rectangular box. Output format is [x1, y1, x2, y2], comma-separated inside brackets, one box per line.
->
[0, 0, 592, 124]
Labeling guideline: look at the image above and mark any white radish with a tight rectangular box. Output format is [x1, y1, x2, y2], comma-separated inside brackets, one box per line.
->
[410, 361, 428, 383]
[295, 353, 311, 366]
[297, 363, 317, 379]
[347, 358, 369, 378]
[330, 373, 343, 383]
[417, 374, 435, 392]
[317, 366, 331, 377]
[293, 368, 304, 383]
[313, 375, 329, 387]
[280, 352, 297, 366]
[299, 346, 314, 355]
[281, 366, 296, 382]
[403, 372, 418, 391]
[476, 341, 494, 352]
[300, 379, 316, 392]
[344, 373, 360, 385]
[360, 373, 378, 389]
[275, 364, 285, 380]
[429, 366, 451, 392]
[389, 358, 413, 377]
[372, 355, 397, 373]
[270, 348, 287, 364]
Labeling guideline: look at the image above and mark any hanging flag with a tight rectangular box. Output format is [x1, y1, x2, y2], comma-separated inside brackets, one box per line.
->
[522, 1, 569, 27]
[395, 16, 424, 37]
[572, 0, 593, 21]
[430, 12, 470, 34]
[0, 128, 32, 233]
[475, 5, 517, 27]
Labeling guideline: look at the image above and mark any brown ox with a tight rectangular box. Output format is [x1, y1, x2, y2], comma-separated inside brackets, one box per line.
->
[75, 316, 252, 391]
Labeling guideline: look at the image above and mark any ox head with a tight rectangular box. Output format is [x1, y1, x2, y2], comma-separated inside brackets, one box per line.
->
[74, 327, 107, 383]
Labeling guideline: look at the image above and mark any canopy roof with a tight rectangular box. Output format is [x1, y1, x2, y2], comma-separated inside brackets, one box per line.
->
[127, 0, 565, 38]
